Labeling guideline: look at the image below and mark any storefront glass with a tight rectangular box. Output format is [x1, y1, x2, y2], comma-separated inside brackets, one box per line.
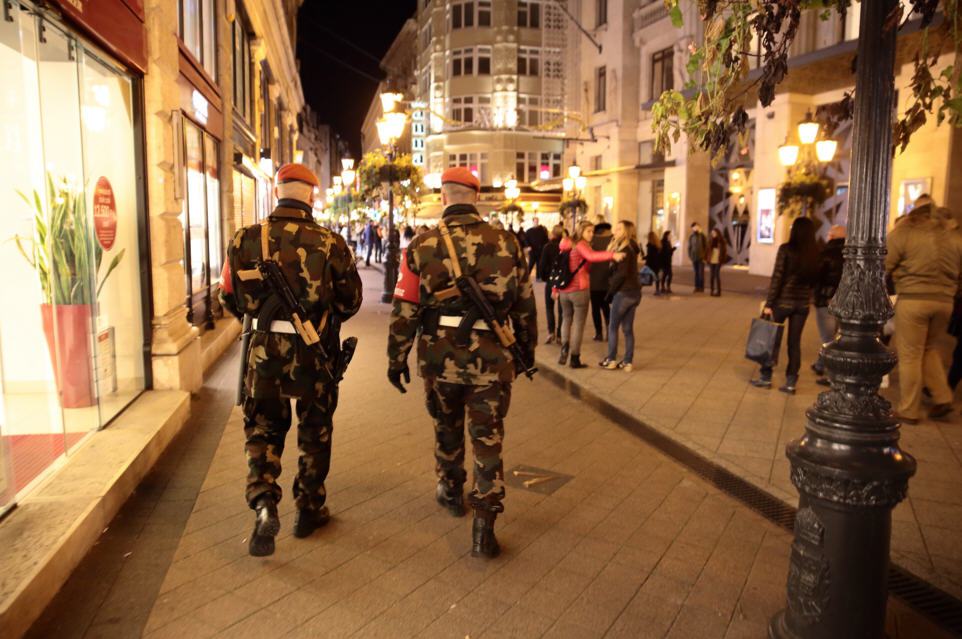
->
[180, 118, 221, 327]
[0, 3, 147, 508]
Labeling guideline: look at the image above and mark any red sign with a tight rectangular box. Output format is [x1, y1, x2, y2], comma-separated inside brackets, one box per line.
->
[93, 177, 118, 251]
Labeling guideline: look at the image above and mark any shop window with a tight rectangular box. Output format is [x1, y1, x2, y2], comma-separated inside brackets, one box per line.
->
[448, 152, 489, 184]
[0, 8, 148, 508]
[178, 0, 217, 79]
[651, 47, 673, 100]
[518, 47, 541, 76]
[518, 1, 541, 28]
[180, 119, 222, 328]
[595, 66, 606, 113]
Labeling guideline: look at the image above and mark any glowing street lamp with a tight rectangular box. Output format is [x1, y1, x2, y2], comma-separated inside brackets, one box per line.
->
[797, 111, 820, 145]
[376, 91, 410, 303]
[778, 141, 800, 167]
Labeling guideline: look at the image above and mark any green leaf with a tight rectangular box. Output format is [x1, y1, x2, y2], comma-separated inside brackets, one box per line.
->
[97, 248, 126, 297]
[669, 4, 683, 28]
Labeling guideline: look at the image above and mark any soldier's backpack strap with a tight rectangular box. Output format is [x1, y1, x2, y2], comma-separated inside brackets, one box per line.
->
[234, 221, 271, 282]
[435, 221, 462, 301]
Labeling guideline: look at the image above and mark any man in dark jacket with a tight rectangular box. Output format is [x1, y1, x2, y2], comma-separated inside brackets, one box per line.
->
[812, 225, 846, 383]
[688, 222, 708, 292]
[590, 219, 613, 340]
[525, 217, 550, 277]
[538, 225, 564, 343]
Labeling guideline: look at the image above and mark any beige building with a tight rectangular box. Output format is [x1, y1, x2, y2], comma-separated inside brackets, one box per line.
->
[623, 0, 962, 273]
[415, 0, 575, 221]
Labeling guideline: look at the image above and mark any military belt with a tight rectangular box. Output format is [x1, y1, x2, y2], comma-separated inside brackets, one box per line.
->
[252, 319, 298, 334]
[439, 315, 490, 331]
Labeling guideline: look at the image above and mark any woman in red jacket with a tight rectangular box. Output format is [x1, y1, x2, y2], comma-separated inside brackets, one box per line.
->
[554, 220, 624, 368]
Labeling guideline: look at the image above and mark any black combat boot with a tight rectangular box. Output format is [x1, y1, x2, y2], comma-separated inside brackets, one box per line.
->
[471, 510, 500, 559]
[249, 495, 280, 557]
[569, 354, 586, 369]
[558, 343, 570, 365]
[435, 482, 466, 517]
[293, 506, 331, 538]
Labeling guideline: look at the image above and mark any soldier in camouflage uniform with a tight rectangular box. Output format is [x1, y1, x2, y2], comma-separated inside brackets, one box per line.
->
[219, 163, 362, 557]
[387, 167, 537, 558]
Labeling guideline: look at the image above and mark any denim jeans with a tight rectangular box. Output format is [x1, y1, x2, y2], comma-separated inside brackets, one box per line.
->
[813, 305, 837, 372]
[559, 290, 590, 355]
[693, 260, 705, 290]
[606, 291, 641, 364]
[709, 263, 722, 294]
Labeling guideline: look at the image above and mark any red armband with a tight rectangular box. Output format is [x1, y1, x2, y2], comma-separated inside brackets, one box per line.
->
[220, 260, 233, 294]
[393, 248, 420, 303]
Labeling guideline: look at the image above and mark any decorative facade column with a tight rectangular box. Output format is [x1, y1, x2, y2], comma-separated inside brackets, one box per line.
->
[770, 0, 916, 636]
[143, 0, 202, 392]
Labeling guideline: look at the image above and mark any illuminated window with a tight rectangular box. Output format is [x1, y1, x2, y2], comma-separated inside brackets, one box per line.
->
[518, 47, 541, 76]
[178, 0, 217, 79]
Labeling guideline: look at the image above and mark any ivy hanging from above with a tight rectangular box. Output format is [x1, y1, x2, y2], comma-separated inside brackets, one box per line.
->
[652, 0, 961, 160]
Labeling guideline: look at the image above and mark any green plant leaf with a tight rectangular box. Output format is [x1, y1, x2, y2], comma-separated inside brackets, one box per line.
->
[97, 248, 126, 297]
[669, 4, 683, 28]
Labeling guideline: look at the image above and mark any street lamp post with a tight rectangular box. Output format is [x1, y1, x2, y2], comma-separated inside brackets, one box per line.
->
[777, 111, 838, 218]
[376, 92, 408, 303]
[562, 164, 587, 234]
[770, 0, 916, 636]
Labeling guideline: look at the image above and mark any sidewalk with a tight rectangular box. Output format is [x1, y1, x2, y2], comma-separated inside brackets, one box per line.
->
[25, 267, 945, 638]
[535, 275, 962, 606]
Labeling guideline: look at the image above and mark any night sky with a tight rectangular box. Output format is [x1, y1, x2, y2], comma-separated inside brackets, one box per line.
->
[297, 0, 418, 157]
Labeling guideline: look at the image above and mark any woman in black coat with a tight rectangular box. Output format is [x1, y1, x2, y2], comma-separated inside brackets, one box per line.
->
[659, 231, 676, 294]
[751, 216, 820, 394]
[645, 231, 662, 295]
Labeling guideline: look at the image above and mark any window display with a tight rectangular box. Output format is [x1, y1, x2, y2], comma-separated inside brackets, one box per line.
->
[180, 119, 221, 327]
[0, 5, 147, 510]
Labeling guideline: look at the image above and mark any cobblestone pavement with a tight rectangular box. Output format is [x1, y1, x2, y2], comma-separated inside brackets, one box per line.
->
[536, 269, 962, 603]
[28, 267, 948, 638]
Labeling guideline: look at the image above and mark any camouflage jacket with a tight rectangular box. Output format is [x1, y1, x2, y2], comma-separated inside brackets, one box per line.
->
[219, 201, 362, 399]
[388, 203, 538, 385]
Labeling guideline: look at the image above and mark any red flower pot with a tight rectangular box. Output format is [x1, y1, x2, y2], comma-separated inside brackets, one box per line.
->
[40, 304, 95, 409]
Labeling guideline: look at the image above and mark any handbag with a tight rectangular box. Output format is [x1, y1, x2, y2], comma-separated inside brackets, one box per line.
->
[639, 265, 656, 287]
[745, 316, 785, 367]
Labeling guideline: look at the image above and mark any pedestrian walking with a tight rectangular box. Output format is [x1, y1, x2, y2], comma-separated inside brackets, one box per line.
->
[364, 221, 377, 266]
[688, 222, 709, 292]
[601, 221, 642, 371]
[525, 217, 550, 277]
[538, 225, 565, 343]
[708, 227, 728, 296]
[400, 224, 415, 249]
[645, 232, 662, 295]
[812, 225, 846, 384]
[554, 220, 624, 369]
[885, 196, 962, 423]
[218, 163, 363, 556]
[590, 218, 614, 340]
[387, 167, 537, 558]
[375, 223, 384, 263]
[751, 216, 820, 394]
[660, 230, 676, 294]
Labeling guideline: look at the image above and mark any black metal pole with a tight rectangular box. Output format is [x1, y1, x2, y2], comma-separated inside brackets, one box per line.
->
[381, 147, 400, 303]
[770, 1, 916, 637]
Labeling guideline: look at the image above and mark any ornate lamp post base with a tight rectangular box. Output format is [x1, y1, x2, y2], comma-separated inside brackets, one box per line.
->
[770, 1, 916, 637]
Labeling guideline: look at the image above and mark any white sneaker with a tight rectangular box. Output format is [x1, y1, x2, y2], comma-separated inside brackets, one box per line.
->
[604, 360, 619, 370]
[618, 362, 633, 372]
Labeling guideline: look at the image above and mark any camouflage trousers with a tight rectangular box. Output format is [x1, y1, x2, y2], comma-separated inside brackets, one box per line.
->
[425, 379, 511, 513]
[243, 387, 338, 511]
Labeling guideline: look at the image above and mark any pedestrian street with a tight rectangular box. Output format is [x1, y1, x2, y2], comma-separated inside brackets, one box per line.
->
[25, 268, 947, 639]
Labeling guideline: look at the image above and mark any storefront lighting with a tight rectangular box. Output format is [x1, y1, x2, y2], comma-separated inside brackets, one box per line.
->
[797, 111, 819, 145]
[778, 143, 800, 167]
[567, 164, 581, 180]
[424, 172, 442, 189]
[815, 139, 838, 163]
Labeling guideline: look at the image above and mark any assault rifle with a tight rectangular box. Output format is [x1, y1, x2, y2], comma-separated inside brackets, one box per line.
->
[455, 275, 538, 380]
[258, 259, 329, 360]
[236, 314, 253, 405]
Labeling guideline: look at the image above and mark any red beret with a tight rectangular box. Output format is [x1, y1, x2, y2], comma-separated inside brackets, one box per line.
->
[276, 163, 319, 187]
[441, 166, 481, 192]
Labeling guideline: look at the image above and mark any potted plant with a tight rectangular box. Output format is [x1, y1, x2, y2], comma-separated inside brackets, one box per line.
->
[14, 174, 124, 408]
[777, 171, 833, 218]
